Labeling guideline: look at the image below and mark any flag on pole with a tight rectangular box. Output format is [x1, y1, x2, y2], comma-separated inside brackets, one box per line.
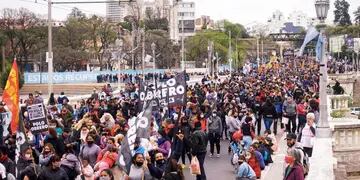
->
[298, 26, 319, 57]
[2, 59, 20, 134]
[15, 111, 30, 178]
[316, 33, 324, 62]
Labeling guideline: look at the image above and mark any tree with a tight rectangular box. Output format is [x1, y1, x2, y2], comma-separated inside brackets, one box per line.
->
[68, 7, 86, 19]
[334, 0, 352, 26]
[87, 15, 117, 70]
[53, 16, 90, 71]
[355, 6, 360, 24]
[146, 30, 179, 69]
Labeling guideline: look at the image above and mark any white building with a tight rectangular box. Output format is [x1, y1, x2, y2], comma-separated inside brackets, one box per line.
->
[266, 10, 320, 34]
[169, 0, 195, 42]
[106, 0, 129, 23]
[106, 0, 171, 23]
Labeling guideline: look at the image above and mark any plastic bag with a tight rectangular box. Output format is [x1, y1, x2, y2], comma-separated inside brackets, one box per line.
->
[190, 156, 201, 175]
[282, 117, 289, 124]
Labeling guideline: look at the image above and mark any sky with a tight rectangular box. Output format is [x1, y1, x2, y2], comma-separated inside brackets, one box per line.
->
[1, 0, 360, 26]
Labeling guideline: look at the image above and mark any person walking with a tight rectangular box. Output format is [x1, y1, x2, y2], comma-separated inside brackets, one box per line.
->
[190, 122, 208, 180]
[208, 110, 222, 157]
[299, 113, 316, 157]
[260, 98, 277, 131]
[283, 97, 297, 133]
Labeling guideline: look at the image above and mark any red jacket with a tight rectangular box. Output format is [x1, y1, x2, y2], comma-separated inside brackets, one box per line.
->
[248, 153, 261, 178]
[284, 164, 304, 180]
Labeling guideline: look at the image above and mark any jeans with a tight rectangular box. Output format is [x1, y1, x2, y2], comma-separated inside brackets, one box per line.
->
[255, 116, 262, 135]
[196, 152, 207, 180]
[264, 117, 273, 131]
[297, 115, 306, 133]
[209, 132, 221, 155]
[286, 115, 297, 133]
[242, 135, 253, 150]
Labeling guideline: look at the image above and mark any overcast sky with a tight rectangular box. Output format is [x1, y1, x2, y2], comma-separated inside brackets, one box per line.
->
[1, 0, 360, 26]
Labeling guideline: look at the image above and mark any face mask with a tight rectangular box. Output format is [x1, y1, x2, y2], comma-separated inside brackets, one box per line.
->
[212, 113, 217, 117]
[99, 177, 111, 180]
[200, 115, 204, 118]
[156, 159, 165, 165]
[44, 150, 51, 154]
[87, 141, 94, 145]
[284, 155, 295, 164]
[135, 161, 144, 167]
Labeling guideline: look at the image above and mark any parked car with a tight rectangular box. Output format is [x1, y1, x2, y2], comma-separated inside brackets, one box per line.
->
[350, 107, 360, 115]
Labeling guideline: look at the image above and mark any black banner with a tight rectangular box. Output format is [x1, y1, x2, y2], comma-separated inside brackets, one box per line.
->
[139, 73, 186, 107]
[27, 104, 48, 134]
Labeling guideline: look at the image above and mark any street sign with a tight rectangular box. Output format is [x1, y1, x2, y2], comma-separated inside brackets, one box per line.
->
[46, 52, 53, 63]
[27, 104, 48, 134]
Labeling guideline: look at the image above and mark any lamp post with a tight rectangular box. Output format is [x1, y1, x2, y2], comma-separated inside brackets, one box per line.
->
[151, 42, 156, 85]
[115, 34, 123, 91]
[315, 0, 331, 137]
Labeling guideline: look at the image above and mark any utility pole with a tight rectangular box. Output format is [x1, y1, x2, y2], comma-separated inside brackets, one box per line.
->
[142, 30, 145, 80]
[131, 22, 136, 70]
[181, 14, 185, 71]
[256, 37, 259, 67]
[228, 31, 232, 74]
[261, 39, 264, 64]
[47, 0, 53, 96]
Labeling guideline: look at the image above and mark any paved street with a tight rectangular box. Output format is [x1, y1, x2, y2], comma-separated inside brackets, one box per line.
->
[183, 121, 287, 180]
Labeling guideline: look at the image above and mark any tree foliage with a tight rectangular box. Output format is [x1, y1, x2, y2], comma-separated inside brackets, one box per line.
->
[185, 21, 249, 68]
[0, 60, 24, 90]
[355, 6, 360, 25]
[334, 0, 352, 26]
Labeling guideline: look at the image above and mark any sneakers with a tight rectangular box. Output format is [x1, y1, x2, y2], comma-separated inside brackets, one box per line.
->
[209, 154, 214, 158]
[216, 154, 220, 158]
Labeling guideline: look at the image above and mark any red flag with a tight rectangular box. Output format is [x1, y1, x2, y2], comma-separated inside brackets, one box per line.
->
[2, 59, 20, 134]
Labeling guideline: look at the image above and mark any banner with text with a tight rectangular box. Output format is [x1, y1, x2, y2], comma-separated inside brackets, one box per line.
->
[27, 104, 48, 134]
[139, 73, 186, 107]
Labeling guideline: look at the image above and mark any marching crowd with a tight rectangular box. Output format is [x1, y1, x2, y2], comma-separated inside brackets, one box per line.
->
[0, 58, 321, 180]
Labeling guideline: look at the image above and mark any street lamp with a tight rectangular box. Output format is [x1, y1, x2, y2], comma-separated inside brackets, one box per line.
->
[315, 0, 331, 137]
[151, 42, 156, 85]
[115, 35, 123, 91]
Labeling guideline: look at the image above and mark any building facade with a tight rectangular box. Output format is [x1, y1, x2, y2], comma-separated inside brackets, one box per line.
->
[169, 0, 195, 42]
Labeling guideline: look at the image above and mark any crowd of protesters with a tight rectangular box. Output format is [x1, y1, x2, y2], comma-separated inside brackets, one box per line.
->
[0, 57, 322, 180]
[96, 72, 194, 84]
[327, 58, 360, 74]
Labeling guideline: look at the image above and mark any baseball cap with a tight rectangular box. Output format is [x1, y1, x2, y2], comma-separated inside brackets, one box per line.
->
[285, 133, 297, 140]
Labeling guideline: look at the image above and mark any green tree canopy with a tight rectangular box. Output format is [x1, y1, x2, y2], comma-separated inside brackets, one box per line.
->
[355, 6, 360, 24]
[334, 0, 352, 26]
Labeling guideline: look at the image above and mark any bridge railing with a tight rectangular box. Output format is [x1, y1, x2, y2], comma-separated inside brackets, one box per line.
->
[332, 120, 360, 179]
[328, 94, 351, 111]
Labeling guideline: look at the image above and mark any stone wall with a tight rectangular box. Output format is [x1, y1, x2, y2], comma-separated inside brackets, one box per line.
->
[353, 79, 360, 106]
[332, 122, 360, 180]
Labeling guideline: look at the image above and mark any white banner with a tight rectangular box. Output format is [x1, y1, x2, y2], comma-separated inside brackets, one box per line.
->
[329, 35, 345, 53]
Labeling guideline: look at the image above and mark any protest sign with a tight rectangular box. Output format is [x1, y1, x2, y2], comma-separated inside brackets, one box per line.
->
[27, 104, 48, 134]
[139, 73, 186, 107]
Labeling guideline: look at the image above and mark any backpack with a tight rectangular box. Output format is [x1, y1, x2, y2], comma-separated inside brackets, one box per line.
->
[296, 147, 310, 177]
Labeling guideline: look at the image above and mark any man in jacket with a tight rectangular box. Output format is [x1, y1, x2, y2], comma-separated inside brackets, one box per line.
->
[283, 97, 297, 133]
[208, 110, 222, 158]
[38, 155, 69, 180]
[190, 122, 208, 180]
